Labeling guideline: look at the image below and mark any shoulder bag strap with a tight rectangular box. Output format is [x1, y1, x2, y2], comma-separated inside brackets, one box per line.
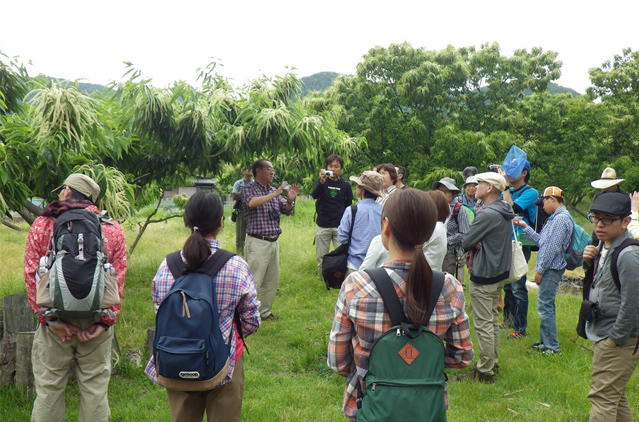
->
[346, 204, 358, 245]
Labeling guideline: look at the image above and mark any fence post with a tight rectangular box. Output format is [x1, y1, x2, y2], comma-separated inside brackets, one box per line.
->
[15, 331, 35, 393]
[0, 294, 37, 387]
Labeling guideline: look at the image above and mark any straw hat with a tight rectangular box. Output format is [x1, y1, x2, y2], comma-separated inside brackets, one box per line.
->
[591, 167, 625, 189]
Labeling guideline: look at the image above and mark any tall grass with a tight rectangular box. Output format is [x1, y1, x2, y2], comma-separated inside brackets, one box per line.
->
[1, 198, 637, 421]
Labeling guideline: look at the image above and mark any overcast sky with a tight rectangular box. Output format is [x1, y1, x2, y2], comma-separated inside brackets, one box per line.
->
[2, 0, 637, 94]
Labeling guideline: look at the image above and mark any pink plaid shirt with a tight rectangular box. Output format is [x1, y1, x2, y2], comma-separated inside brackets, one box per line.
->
[327, 261, 473, 421]
[145, 239, 260, 386]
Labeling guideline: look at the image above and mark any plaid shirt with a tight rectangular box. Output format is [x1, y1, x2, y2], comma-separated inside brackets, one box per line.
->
[243, 181, 294, 236]
[144, 239, 260, 386]
[327, 261, 473, 421]
[24, 205, 127, 326]
[523, 205, 572, 274]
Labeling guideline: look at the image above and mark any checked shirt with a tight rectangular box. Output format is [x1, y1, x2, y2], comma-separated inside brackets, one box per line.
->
[327, 261, 473, 421]
[145, 239, 260, 386]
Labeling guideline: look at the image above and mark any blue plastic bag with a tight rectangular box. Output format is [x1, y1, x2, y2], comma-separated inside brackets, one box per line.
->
[502, 146, 528, 179]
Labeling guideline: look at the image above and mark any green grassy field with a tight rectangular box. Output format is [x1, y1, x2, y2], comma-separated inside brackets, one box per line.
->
[1, 198, 637, 421]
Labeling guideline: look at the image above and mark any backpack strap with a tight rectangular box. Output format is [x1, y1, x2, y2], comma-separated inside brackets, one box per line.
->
[365, 268, 445, 328]
[607, 238, 639, 355]
[166, 251, 186, 280]
[165, 249, 247, 352]
[346, 204, 358, 245]
[559, 211, 576, 254]
[452, 201, 462, 224]
[610, 238, 639, 292]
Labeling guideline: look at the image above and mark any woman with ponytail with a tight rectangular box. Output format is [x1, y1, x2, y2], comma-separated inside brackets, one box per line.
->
[145, 191, 260, 422]
[328, 188, 473, 421]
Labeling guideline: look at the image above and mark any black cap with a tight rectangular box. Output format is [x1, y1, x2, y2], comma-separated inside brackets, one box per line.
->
[589, 192, 631, 217]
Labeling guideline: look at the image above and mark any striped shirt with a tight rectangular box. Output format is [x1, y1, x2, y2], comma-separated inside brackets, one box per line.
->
[523, 206, 572, 273]
[327, 261, 473, 421]
[243, 181, 294, 236]
[145, 239, 260, 386]
[447, 201, 471, 253]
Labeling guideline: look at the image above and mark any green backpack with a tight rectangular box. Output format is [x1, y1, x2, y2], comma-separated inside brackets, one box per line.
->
[357, 268, 446, 422]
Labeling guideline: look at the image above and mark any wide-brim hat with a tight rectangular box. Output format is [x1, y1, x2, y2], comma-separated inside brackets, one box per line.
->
[350, 171, 384, 197]
[591, 167, 625, 189]
[432, 177, 460, 193]
[52, 173, 101, 202]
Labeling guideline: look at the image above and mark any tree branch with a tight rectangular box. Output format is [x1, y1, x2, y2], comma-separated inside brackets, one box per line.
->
[2, 219, 24, 231]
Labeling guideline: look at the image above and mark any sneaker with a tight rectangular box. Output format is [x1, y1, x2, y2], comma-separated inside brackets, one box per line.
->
[508, 331, 525, 339]
[499, 321, 511, 330]
[528, 342, 545, 350]
[458, 369, 495, 384]
[538, 346, 561, 355]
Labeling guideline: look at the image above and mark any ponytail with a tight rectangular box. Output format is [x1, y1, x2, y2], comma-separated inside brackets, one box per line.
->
[181, 191, 224, 271]
[182, 229, 212, 271]
[382, 189, 438, 326]
[406, 247, 433, 326]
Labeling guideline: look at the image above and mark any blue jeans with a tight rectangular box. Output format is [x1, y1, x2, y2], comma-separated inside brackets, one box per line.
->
[503, 247, 531, 333]
[537, 268, 565, 351]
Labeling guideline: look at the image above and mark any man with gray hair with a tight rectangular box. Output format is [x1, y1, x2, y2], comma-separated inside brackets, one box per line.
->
[460, 172, 514, 383]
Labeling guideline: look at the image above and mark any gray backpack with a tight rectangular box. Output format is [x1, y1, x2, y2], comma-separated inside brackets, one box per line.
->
[36, 209, 120, 320]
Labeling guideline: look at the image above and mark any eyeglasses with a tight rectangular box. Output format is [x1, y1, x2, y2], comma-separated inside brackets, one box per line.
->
[587, 213, 621, 226]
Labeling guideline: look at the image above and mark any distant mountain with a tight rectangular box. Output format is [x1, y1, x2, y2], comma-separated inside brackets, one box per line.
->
[76, 81, 107, 95]
[299, 72, 340, 96]
[299, 71, 581, 98]
[547, 82, 581, 97]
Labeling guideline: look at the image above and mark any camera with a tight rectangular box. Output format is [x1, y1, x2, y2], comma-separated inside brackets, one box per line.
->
[488, 165, 500, 173]
[325, 170, 334, 178]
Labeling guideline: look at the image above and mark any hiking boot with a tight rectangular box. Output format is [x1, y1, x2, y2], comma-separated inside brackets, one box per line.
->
[458, 369, 495, 384]
[264, 314, 281, 321]
[508, 331, 525, 339]
[470, 363, 499, 375]
[527, 342, 545, 350]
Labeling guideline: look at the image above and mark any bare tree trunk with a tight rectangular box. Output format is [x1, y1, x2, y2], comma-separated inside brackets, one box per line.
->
[128, 196, 163, 257]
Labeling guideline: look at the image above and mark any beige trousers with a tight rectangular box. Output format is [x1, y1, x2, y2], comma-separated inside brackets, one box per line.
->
[315, 226, 340, 274]
[469, 280, 504, 375]
[589, 337, 639, 422]
[166, 356, 245, 422]
[31, 323, 113, 422]
[245, 236, 280, 318]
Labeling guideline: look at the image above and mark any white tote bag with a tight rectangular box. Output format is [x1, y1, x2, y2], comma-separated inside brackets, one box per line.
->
[504, 222, 528, 284]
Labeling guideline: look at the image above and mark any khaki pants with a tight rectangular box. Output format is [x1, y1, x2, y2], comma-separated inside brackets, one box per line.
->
[31, 323, 114, 422]
[315, 226, 340, 274]
[588, 337, 639, 422]
[469, 280, 504, 375]
[245, 236, 279, 318]
[166, 356, 245, 422]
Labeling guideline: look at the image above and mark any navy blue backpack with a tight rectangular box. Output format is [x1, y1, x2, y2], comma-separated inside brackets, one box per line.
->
[153, 249, 235, 391]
